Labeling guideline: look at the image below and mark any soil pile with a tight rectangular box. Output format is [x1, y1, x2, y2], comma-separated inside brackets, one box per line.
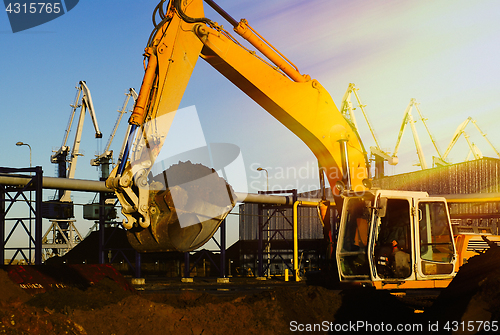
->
[153, 161, 236, 207]
[69, 284, 343, 335]
[2, 245, 500, 334]
[0, 269, 85, 334]
[0, 268, 346, 335]
[427, 241, 500, 330]
[0, 270, 30, 304]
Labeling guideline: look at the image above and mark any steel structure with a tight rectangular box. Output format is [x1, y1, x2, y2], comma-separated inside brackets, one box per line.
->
[96, 186, 142, 279]
[393, 99, 438, 170]
[0, 166, 43, 265]
[42, 219, 83, 259]
[51, 81, 102, 201]
[182, 219, 227, 279]
[238, 188, 336, 280]
[257, 189, 297, 278]
[0, 167, 142, 276]
[91, 88, 138, 179]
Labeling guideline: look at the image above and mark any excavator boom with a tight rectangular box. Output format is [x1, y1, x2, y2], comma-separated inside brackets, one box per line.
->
[107, 0, 375, 254]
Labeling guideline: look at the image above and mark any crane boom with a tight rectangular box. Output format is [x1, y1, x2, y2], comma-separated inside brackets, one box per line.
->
[442, 117, 471, 161]
[393, 99, 428, 169]
[339, 83, 396, 178]
[436, 117, 498, 167]
[105, 88, 138, 153]
[471, 119, 500, 158]
[52, 81, 102, 202]
[463, 132, 483, 160]
[393, 99, 446, 170]
[340, 83, 382, 152]
[91, 88, 138, 178]
[60, 87, 82, 149]
[414, 102, 442, 159]
[407, 106, 428, 169]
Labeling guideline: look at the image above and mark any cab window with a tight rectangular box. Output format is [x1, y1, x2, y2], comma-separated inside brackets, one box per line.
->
[418, 202, 454, 275]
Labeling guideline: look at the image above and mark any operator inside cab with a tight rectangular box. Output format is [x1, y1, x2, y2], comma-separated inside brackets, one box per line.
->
[374, 199, 412, 279]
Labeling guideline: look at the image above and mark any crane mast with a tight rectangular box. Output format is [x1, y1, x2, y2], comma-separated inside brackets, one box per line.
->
[413, 102, 443, 163]
[51, 81, 102, 202]
[435, 117, 499, 167]
[393, 99, 428, 169]
[91, 88, 138, 178]
[340, 83, 396, 178]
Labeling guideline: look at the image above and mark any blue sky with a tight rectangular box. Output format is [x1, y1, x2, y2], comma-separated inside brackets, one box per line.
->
[2, 0, 500, 250]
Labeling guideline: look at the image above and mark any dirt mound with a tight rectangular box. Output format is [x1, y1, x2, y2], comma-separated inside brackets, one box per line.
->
[0, 269, 88, 334]
[334, 288, 415, 324]
[0, 269, 30, 304]
[27, 277, 132, 313]
[427, 241, 500, 330]
[69, 285, 343, 335]
[153, 160, 236, 206]
[0, 302, 86, 335]
[45, 228, 132, 265]
[0, 273, 346, 335]
[2, 250, 500, 335]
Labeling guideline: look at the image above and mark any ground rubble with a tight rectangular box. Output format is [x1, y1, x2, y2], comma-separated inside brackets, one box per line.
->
[0, 244, 499, 334]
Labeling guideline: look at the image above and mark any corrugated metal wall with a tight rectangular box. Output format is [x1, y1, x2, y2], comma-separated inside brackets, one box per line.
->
[373, 158, 500, 228]
[373, 158, 500, 194]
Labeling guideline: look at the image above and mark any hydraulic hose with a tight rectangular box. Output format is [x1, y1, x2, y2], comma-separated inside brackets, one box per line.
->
[173, 0, 211, 24]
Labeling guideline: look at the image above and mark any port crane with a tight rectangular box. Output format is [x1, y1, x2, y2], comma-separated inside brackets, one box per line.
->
[434, 117, 500, 167]
[392, 99, 443, 170]
[50, 81, 102, 203]
[43, 81, 102, 258]
[339, 83, 397, 178]
[91, 88, 138, 178]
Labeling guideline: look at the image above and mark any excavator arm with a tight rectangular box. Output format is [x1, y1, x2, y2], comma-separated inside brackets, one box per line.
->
[196, 22, 368, 191]
[107, 0, 369, 252]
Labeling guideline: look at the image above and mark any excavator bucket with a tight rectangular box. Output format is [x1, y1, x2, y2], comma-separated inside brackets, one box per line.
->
[126, 161, 236, 252]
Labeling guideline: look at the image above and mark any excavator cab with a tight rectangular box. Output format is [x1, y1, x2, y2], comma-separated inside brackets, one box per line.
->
[337, 190, 457, 289]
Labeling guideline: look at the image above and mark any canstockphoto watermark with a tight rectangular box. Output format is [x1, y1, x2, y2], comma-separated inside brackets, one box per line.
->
[290, 320, 425, 332]
[4, 0, 79, 33]
[290, 320, 499, 333]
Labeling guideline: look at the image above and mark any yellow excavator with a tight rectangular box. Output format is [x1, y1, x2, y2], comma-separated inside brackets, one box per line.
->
[106, 0, 498, 289]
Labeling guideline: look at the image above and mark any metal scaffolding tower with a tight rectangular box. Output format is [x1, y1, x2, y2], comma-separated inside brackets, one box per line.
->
[183, 219, 228, 280]
[0, 166, 43, 265]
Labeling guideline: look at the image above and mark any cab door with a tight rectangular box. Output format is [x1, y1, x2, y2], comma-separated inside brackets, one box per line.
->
[414, 198, 456, 280]
[369, 196, 416, 282]
[336, 197, 372, 281]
